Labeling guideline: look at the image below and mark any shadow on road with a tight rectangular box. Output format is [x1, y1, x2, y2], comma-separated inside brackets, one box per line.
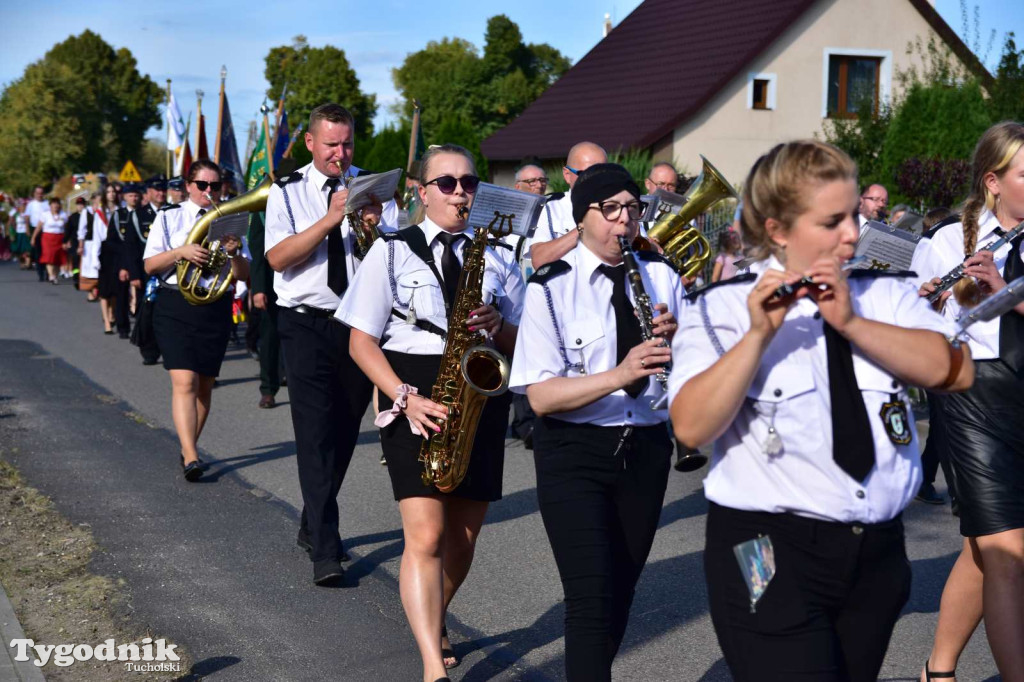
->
[198, 441, 296, 481]
[176, 654, 242, 680]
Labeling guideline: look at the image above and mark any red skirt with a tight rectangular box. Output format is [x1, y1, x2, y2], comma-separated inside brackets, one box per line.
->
[40, 232, 66, 265]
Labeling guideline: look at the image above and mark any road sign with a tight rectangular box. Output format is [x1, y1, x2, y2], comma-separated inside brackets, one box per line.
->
[119, 160, 142, 182]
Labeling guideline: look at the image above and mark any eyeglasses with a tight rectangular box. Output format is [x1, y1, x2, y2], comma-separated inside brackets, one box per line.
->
[589, 200, 647, 221]
[192, 180, 223, 192]
[863, 196, 886, 203]
[648, 180, 677, 192]
[423, 175, 480, 195]
[564, 166, 580, 175]
[518, 177, 549, 186]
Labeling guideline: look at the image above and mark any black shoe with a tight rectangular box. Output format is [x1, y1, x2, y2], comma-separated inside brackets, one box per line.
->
[915, 482, 945, 505]
[313, 559, 345, 586]
[522, 430, 534, 451]
[118, 331, 130, 339]
[183, 461, 203, 482]
[142, 358, 159, 366]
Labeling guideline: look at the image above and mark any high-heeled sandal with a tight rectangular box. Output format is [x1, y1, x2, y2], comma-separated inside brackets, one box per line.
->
[440, 624, 459, 669]
[924, 659, 955, 680]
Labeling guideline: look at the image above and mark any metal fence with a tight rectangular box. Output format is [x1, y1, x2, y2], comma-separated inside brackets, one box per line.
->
[695, 199, 739, 283]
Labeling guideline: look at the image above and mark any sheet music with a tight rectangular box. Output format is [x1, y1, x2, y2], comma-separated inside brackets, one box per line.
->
[651, 188, 687, 221]
[207, 213, 250, 243]
[638, 195, 661, 222]
[466, 182, 544, 237]
[891, 211, 924, 234]
[345, 168, 402, 213]
[853, 220, 921, 271]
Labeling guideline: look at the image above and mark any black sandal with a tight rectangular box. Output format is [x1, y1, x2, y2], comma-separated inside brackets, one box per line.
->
[924, 659, 955, 680]
[441, 625, 459, 669]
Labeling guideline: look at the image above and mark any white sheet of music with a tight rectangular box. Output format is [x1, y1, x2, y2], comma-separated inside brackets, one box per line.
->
[853, 221, 921, 271]
[466, 182, 543, 237]
[345, 168, 402, 212]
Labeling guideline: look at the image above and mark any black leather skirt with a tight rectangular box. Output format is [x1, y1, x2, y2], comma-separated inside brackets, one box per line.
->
[943, 359, 1024, 537]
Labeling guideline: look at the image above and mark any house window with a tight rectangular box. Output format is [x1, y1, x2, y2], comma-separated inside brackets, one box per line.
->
[827, 55, 881, 118]
[746, 73, 776, 111]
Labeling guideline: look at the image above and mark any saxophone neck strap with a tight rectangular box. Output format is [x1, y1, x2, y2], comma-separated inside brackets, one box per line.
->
[398, 224, 452, 316]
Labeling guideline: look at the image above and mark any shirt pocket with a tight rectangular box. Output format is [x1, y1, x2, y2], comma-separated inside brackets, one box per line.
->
[562, 318, 605, 376]
[746, 367, 816, 404]
[397, 269, 445, 319]
[852, 355, 901, 396]
[481, 269, 506, 306]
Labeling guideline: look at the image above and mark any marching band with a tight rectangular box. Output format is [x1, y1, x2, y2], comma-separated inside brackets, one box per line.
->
[16, 101, 1024, 682]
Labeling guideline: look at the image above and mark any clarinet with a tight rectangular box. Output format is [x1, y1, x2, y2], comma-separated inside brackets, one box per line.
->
[617, 236, 671, 408]
[927, 220, 1024, 303]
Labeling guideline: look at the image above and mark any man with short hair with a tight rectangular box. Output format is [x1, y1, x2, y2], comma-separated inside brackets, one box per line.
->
[858, 183, 889, 235]
[128, 177, 167, 365]
[110, 184, 143, 338]
[527, 141, 607, 268]
[265, 102, 397, 586]
[645, 162, 679, 195]
[26, 186, 48, 282]
[514, 164, 548, 195]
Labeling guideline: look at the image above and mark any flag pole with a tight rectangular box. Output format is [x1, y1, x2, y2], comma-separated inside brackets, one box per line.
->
[261, 103, 275, 177]
[406, 99, 421, 173]
[165, 79, 172, 178]
[214, 65, 226, 164]
[195, 89, 204, 159]
[283, 123, 304, 159]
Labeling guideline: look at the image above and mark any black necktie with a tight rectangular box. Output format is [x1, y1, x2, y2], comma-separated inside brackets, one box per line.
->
[599, 264, 645, 398]
[324, 178, 347, 296]
[436, 232, 465, 315]
[996, 228, 1024, 371]
[824, 322, 876, 482]
[196, 208, 206, 218]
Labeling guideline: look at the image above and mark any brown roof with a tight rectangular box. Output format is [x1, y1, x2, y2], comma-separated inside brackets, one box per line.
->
[481, 0, 990, 162]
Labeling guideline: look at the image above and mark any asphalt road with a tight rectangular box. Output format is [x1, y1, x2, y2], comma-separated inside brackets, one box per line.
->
[0, 261, 1002, 681]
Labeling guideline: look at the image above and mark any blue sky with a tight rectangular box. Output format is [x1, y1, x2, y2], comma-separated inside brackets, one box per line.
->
[1, 0, 1022, 162]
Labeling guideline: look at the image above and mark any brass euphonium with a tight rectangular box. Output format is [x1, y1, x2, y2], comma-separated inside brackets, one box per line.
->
[177, 176, 272, 305]
[419, 206, 512, 492]
[647, 155, 737, 279]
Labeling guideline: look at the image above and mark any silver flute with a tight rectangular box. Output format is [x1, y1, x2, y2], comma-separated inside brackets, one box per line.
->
[617, 236, 671, 408]
[927, 220, 1024, 303]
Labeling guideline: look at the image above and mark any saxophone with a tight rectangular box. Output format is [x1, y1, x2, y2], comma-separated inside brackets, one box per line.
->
[419, 207, 512, 492]
[342, 173, 380, 259]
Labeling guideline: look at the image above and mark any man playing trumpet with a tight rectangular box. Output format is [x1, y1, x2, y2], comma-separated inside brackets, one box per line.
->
[264, 102, 399, 586]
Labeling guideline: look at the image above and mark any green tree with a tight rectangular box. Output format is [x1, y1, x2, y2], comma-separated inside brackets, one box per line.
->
[359, 124, 412, 174]
[391, 15, 570, 141]
[0, 30, 160, 193]
[987, 33, 1024, 122]
[264, 36, 377, 141]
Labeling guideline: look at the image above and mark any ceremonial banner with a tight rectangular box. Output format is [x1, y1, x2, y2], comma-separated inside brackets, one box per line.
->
[195, 114, 209, 161]
[166, 92, 186, 150]
[245, 124, 271, 191]
[272, 110, 290, 168]
[216, 93, 244, 191]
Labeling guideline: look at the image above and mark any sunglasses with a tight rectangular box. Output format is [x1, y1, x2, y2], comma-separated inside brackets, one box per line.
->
[423, 175, 480, 195]
[191, 180, 223, 192]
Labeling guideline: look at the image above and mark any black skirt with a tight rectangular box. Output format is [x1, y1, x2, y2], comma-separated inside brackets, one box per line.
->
[943, 359, 1024, 537]
[152, 287, 232, 377]
[97, 243, 124, 298]
[379, 350, 511, 501]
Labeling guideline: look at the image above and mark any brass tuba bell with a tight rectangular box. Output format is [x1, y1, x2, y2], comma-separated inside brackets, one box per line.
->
[177, 176, 272, 305]
[647, 156, 737, 280]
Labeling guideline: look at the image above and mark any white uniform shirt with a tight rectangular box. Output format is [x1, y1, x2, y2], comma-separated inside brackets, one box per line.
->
[912, 210, 1024, 360]
[39, 210, 67, 235]
[336, 216, 525, 355]
[26, 199, 48, 229]
[668, 257, 954, 523]
[857, 213, 870, 238]
[509, 242, 687, 426]
[143, 200, 251, 286]
[524, 191, 574, 259]
[10, 209, 28, 234]
[264, 162, 399, 310]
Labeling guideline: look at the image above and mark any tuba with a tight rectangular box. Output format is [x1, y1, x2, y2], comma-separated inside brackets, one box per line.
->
[177, 176, 272, 305]
[647, 156, 737, 280]
[420, 207, 512, 492]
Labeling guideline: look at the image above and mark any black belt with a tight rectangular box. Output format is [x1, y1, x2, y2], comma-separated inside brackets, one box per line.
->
[288, 304, 338, 318]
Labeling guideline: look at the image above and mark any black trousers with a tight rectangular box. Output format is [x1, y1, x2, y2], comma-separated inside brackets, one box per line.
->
[133, 296, 161, 363]
[258, 297, 282, 397]
[705, 503, 911, 682]
[921, 391, 955, 500]
[277, 306, 372, 563]
[114, 279, 131, 334]
[533, 417, 671, 682]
